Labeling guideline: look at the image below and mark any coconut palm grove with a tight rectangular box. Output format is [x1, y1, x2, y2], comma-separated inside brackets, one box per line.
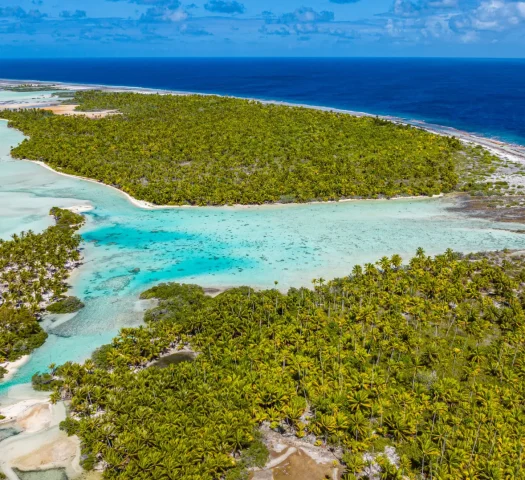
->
[33, 249, 525, 479]
[1, 81, 525, 479]
[0, 208, 84, 379]
[1, 91, 471, 205]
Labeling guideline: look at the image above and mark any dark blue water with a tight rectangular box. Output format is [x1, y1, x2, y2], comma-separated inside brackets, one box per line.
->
[1, 57, 525, 144]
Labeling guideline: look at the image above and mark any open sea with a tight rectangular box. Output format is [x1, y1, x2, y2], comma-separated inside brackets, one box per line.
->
[1, 57, 525, 145]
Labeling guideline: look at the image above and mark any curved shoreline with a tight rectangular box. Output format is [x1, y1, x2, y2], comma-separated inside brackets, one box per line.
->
[2, 116, 445, 211]
[27, 160, 448, 210]
[0, 356, 30, 383]
[1, 80, 525, 210]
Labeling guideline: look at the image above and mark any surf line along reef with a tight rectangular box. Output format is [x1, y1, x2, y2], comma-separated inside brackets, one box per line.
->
[2, 89, 525, 479]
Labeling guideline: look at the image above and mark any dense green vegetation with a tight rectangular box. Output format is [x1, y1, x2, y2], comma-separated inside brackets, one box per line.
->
[45, 249, 525, 479]
[1, 91, 469, 205]
[0, 208, 84, 378]
[49, 206, 84, 229]
[0, 307, 47, 377]
[46, 296, 85, 314]
[1, 85, 63, 92]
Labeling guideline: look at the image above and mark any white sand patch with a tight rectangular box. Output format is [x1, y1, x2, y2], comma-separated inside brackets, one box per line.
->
[261, 424, 340, 465]
[17, 402, 53, 433]
[66, 204, 94, 214]
[11, 434, 80, 472]
[273, 443, 288, 453]
[0, 355, 30, 383]
[0, 398, 47, 425]
[265, 447, 297, 468]
[0, 400, 82, 480]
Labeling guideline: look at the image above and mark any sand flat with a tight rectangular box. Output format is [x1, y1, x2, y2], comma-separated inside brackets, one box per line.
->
[41, 104, 120, 118]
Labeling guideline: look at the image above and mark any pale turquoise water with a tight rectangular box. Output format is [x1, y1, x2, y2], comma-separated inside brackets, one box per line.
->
[1, 92, 525, 397]
[0, 90, 59, 108]
[13, 469, 68, 480]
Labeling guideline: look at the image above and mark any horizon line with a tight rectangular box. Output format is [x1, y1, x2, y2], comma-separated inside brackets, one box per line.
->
[1, 56, 525, 61]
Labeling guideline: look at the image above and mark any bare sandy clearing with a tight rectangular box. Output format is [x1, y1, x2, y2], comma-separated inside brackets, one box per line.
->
[16, 403, 52, 433]
[41, 104, 120, 118]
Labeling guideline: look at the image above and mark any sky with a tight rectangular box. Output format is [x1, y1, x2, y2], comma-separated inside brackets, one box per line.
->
[0, 0, 524, 57]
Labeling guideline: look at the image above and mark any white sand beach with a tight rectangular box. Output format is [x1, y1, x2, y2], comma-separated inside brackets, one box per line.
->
[0, 356, 31, 383]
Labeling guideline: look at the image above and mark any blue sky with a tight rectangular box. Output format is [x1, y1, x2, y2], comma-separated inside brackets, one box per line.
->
[0, 0, 524, 57]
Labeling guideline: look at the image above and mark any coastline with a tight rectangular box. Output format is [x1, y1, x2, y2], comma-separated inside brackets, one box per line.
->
[1, 79, 525, 212]
[0, 356, 30, 383]
[28, 160, 446, 210]
[0, 189, 86, 388]
[0, 396, 82, 480]
[29, 160, 166, 210]
[2, 77, 525, 157]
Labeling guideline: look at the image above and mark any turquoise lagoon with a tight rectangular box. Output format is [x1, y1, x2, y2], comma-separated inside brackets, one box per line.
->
[1, 98, 525, 397]
[0, 89, 59, 109]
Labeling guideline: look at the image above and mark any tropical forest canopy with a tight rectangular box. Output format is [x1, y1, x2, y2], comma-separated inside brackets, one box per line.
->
[0, 208, 83, 377]
[45, 249, 525, 479]
[1, 91, 469, 205]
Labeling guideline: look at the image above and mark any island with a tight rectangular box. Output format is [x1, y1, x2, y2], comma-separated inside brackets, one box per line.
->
[31, 248, 525, 479]
[0, 90, 507, 207]
[0, 208, 84, 380]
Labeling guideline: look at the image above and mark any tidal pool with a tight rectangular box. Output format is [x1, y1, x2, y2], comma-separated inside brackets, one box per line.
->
[1, 94, 525, 397]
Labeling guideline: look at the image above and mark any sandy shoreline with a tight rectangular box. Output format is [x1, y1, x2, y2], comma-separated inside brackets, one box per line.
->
[42, 161, 452, 209]
[29, 160, 165, 209]
[27, 160, 448, 210]
[0, 356, 31, 383]
[0, 396, 82, 480]
[2, 79, 525, 211]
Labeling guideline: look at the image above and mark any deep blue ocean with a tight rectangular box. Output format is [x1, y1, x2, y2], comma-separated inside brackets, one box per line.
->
[1, 57, 524, 144]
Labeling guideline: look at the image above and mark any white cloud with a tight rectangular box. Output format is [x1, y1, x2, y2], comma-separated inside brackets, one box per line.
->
[387, 0, 525, 44]
[165, 9, 188, 21]
[460, 30, 479, 42]
[469, 0, 525, 31]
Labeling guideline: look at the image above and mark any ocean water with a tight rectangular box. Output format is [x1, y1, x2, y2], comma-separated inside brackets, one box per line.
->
[1, 58, 525, 144]
[1, 82, 525, 396]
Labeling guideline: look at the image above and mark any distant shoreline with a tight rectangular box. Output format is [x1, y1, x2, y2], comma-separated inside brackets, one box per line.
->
[2, 76, 525, 155]
[1, 79, 525, 210]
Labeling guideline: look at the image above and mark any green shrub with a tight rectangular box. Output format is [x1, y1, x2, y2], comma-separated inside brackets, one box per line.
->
[31, 372, 61, 391]
[46, 296, 85, 314]
[49, 207, 85, 228]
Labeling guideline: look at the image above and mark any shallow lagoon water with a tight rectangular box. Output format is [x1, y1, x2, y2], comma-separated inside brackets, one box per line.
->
[0, 90, 59, 110]
[1, 94, 525, 397]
